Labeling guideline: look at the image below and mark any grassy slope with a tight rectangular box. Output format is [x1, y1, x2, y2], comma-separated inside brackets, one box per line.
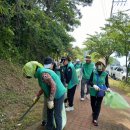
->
[0, 60, 43, 130]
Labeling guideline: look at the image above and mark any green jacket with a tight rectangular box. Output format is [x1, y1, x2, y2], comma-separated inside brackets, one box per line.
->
[35, 68, 66, 99]
[82, 62, 95, 80]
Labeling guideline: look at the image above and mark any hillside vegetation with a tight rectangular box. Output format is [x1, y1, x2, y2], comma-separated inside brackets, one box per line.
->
[0, 60, 43, 130]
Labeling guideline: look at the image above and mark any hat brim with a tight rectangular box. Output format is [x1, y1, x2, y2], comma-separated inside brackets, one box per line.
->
[86, 58, 91, 61]
[96, 61, 105, 67]
[60, 59, 65, 63]
[44, 64, 52, 69]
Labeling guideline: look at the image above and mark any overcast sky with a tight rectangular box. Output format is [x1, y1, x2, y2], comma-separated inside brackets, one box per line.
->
[70, 0, 130, 48]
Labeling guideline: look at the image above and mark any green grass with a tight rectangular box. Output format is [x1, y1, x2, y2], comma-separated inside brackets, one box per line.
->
[109, 78, 130, 96]
[0, 60, 43, 130]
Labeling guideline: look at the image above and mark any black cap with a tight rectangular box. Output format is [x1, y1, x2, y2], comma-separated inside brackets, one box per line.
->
[60, 57, 67, 63]
[44, 56, 54, 64]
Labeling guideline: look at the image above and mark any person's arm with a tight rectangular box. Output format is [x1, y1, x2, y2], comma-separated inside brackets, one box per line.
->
[89, 71, 94, 87]
[60, 68, 65, 85]
[105, 74, 109, 88]
[33, 88, 44, 103]
[42, 73, 56, 101]
[66, 67, 72, 83]
[36, 89, 44, 97]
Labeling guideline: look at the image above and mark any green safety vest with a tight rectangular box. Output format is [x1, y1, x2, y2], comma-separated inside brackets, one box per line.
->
[55, 69, 61, 79]
[35, 68, 66, 99]
[93, 70, 107, 85]
[82, 62, 95, 80]
[74, 63, 82, 70]
[67, 62, 79, 89]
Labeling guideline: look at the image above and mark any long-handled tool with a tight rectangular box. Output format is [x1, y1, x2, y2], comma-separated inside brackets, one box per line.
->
[16, 98, 39, 126]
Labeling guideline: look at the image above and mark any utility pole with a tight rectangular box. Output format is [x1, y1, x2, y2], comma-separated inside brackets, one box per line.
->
[110, 0, 114, 18]
[110, 0, 127, 18]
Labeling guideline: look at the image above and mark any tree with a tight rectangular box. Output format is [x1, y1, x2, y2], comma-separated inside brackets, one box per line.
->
[84, 32, 117, 65]
[37, 0, 93, 31]
[104, 12, 130, 81]
[84, 12, 130, 82]
[0, 0, 93, 64]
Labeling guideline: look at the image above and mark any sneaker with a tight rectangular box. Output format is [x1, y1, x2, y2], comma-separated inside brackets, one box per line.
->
[92, 120, 98, 126]
[80, 98, 85, 101]
[65, 106, 74, 111]
[85, 94, 90, 100]
[41, 120, 47, 126]
[65, 103, 68, 108]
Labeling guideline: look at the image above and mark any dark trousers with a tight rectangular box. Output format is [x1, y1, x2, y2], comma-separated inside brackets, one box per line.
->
[65, 85, 76, 107]
[46, 94, 64, 130]
[90, 96, 103, 121]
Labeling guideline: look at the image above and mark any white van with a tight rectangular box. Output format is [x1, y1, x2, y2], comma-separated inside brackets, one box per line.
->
[114, 67, 130, 80]
[106, 65, 119, 78]
[110, 66, 119, 78]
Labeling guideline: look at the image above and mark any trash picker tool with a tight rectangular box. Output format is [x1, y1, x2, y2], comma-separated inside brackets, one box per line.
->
[16, 97, 39, 126]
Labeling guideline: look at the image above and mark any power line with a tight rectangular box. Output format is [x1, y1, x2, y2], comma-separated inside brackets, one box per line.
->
[110, 0, 127, 18]
[113, 8, 130, 14]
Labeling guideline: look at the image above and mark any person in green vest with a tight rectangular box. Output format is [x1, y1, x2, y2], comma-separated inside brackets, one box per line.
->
[54, 62, 66, 85]
[43, 57, 65, 84]
[89, 58, 111, 126]
[60, 56, 79, 111]
[74, 59, 82, 70]
[41, 56, 66, 126]
[81, 55, 95, 101]
[22, 61, 66, 130]
[74, 59, 82, 84]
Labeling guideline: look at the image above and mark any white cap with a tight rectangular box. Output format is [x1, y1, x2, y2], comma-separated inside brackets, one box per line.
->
[76, 59, 80, 62]
[44, 63, 52, 69]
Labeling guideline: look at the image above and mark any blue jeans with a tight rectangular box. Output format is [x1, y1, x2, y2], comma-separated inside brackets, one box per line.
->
[46, 94, 64, 130]
[81, 78, 90, 98]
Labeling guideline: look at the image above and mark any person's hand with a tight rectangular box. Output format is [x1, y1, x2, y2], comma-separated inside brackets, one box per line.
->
[33, 96, 39, 103]
[47, 101, 54, 109]
[65, 83, 68, 88]
[64, 92, 67, 100]
[107, 88, 112, 92]
[93, 85, 100, 91]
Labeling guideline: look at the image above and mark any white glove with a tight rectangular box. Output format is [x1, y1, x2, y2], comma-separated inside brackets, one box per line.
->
[93, 85, 100, 91]
[64, 92, 67, 100]
[107, 88, 112, 92]
[47, 101, 54, 109]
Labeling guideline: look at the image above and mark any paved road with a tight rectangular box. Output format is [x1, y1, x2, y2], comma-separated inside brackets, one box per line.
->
[26, 86, 130, 130]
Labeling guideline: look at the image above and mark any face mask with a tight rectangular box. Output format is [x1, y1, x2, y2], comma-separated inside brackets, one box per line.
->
[86, 60, 91, 63]
[97, 65, 103, 71]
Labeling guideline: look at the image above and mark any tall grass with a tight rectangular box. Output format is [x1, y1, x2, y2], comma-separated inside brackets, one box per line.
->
[109, 78, 130, 96]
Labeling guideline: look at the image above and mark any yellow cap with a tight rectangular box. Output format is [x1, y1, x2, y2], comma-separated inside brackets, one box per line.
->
[22, 61, 43, 78]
